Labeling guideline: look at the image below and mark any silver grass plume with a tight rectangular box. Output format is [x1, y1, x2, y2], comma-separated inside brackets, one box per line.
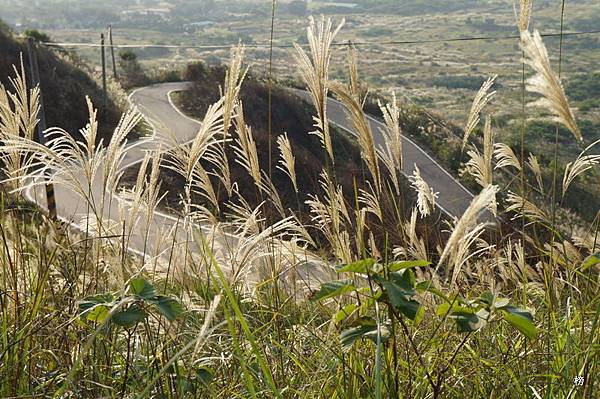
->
[294, 16, 344, 163]
[462, 115, 495, 188]
[233, 102, 261, 188]
[520, 30, 581, 141]
[331, 47, 381, 192]
[562, 139, 600, 198]
[494, 143, 522, 171]
[527, 153, 544, 194]
[506, 191, 548, 224]
[0, 61, 40, 189]
[462, 75, 497, 150]
[377, 92, 403, 194]
[515, 0, 534, 33]
[276, 133, 297, 193]
[438, 184, 498, 272]
[409, 165, 438, 218]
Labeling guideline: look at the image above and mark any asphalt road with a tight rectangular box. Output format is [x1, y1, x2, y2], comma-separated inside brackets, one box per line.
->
[25, 81, 475, 268]
[288, 88, 474, 217]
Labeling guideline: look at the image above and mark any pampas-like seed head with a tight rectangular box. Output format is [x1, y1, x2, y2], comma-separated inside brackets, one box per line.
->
[409, 165, 438, 218]
[462, 115, 495, 188]
[521, 30, 581, 141]
[438, 184, 498, 270]
[494, 143, 522, 171]
[276, 133, 298, 193]
[377, 92, 403, 194]
[527, 153, 544, 194]
[515, 0, 534, 33]
[294, 16, 344, 163]
[462, 75, 497, 150]
[562, 139, 600, 198]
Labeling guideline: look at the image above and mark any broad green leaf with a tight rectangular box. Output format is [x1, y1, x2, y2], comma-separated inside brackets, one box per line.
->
[494, 298, 510, 308]
[337, 258, 376, 274]
[398, 299, 423, 322]
[333, 303, 358, 323]
[391, 269, 416, 292]
[452, 308, 488, 332]
[310, 280, 355, 301]
[129, 277, 157, 299]
[78, 293, 114, 310]
[340, 324, 390, 348]
[502, 307, 537, 339]
[436, 302, 473, 317]
[78, 294, 114, 323]
[503, 306, 534, 322]
[383, 281, 421, 320]
[340, 325, 376, 348]
[112, 304, 147, 327]
[152, 296, 183, 321]
[582, 252, 600, 270]
[388, 260, 431, 272]
[352, 316, 377, 327]
[363, 324, 391, 343]
[479, 291, 510, 309]
[197, 366, 213, 385]
[479, 291, 495, 306]
[414, 303, 425, 325]
[85, 305, 110, 323]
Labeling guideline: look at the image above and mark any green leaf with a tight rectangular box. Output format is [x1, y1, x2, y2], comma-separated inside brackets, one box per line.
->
[436, 302, 464, 316]
[152, 296, 183, 321]
[340, 325, 375, 348]
[129, 277, 157, 299]
[340, 324, 390, 348]
[196, 366, 213, 385]
[85, 304, 110, 323]
[362, 324, 391, 343]
[383, 281, 421, 320]
[337, 258, 377, 274]
[582, 252, 600, 270]
[78, 294, 114, 323]
[333, 303, 358, 324]
[310, 280, 355, 301]
[479, 291, 495, 306]
[391, 269, 416, 292]
[502, 307, 538, 339]
[78, 293, 114, 310]
[112, 304, 146, 328]
[388, 260, 431, 272]
[452, 308, 488, 333]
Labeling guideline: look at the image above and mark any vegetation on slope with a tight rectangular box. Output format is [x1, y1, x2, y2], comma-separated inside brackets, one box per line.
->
[0, 22, 123, 143]
[0, 7, 599, 399]
[126, 61, 425, 250]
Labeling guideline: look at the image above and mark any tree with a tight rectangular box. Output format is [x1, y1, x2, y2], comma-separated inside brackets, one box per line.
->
[118, 50, 149, 89]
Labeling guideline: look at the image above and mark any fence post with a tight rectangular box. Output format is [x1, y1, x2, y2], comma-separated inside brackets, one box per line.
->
[100, 33, 107, 108]
[108, 25, 117, 79]
[26, 37, 57, 221]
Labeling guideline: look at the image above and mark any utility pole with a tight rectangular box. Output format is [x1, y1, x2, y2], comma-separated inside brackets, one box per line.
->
[26, 37, 57, 221]
[100, 33, 107, 108]
[108, 25, 117, 79]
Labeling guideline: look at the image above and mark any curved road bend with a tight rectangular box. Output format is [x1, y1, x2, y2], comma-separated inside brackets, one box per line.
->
[288, 88, 474, 218]
[25, 82, 475, 281]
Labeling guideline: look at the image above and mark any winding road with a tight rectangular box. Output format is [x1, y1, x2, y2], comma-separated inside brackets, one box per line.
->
[25, 82, 475, 264]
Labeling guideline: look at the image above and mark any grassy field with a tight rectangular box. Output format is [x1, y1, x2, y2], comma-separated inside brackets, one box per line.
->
[1, 2, 600, 398]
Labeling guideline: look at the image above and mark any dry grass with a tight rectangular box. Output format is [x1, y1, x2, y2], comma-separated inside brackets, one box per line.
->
[1, 8, 599, 398]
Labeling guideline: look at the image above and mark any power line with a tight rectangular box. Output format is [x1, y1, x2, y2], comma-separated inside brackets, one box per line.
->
[38, 29, 600, 50]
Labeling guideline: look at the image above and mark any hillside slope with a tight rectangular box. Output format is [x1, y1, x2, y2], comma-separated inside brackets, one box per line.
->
[0, 22, 122, 142]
